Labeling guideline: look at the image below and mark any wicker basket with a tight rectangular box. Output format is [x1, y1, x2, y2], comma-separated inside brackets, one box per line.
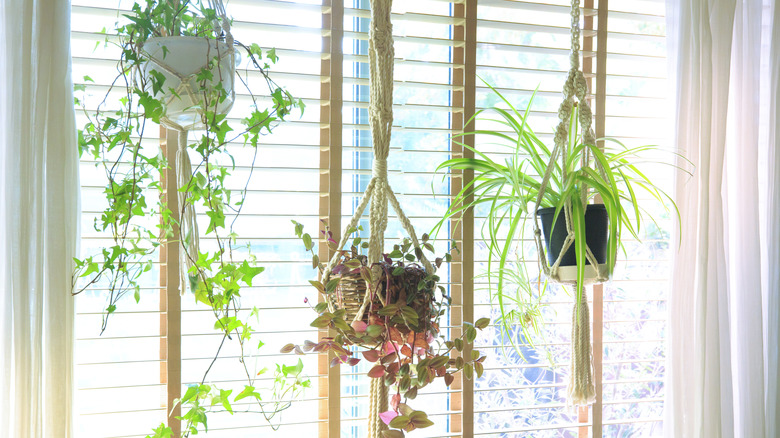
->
[334, 261, 437, 336]
[335, 271, 371, 323]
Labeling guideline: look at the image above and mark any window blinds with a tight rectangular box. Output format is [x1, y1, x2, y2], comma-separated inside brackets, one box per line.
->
[71, 0, 675, 436]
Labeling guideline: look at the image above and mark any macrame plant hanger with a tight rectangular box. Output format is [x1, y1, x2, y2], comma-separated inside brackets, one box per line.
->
[148, 0, 235, 294]
[531, 0, 608, 407]
[319, 0, 433, 435]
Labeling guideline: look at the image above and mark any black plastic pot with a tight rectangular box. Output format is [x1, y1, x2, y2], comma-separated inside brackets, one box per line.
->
[537, 204, 608, 267]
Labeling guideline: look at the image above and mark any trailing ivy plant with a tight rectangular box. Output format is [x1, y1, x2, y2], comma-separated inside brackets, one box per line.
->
[286, 221, 489, 437]
[72, 1, 308, 436]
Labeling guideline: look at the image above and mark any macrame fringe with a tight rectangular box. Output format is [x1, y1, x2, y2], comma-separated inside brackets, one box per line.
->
[568, 286, 596, 407]
[175, 130, 200, 295]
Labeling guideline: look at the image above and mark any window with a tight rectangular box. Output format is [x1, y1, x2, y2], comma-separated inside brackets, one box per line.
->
[72, 0, 674, 436]
[340, 0, 463, 435]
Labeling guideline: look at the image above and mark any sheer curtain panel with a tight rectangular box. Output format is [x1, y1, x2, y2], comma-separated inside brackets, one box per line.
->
[0, 1, 79, 437]
[665, 0, 780, 437]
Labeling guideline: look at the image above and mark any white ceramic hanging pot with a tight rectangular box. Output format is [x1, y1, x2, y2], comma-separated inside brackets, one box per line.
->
[142, 36, 235, 131]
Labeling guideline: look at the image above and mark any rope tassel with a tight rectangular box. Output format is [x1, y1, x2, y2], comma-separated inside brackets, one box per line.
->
[176, 130, 200, 295]
[568, 285, 596, 406]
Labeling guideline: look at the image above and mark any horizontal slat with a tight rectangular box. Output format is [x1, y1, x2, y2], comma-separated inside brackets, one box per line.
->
[477, 18, 598, 37]
[344, 8, 464, 26]
[475, 422, 585, 434]
[478, 0, 597, 16]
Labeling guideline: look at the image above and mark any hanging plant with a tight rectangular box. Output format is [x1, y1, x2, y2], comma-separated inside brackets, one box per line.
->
[438, 81, 686, 331]
[71, 1, 309, 436]
[436, 79, 689, 403]
[287, 221, 489, 436]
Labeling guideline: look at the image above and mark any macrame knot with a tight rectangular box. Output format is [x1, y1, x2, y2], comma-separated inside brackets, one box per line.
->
[557, 99, 572, 122]
[370, 23, 393, 54]
[574, 72, 588, 97]
[554, 124, 568, 149]
[372, 157, 387, 180]
[569, 52, 580, 70]
[370, 104, 393, 126]
[579, 105, 592, 126]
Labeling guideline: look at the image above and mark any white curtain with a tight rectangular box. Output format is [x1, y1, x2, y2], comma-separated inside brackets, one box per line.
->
[0, 1, 79, 437]
[665, 0, 780, 437]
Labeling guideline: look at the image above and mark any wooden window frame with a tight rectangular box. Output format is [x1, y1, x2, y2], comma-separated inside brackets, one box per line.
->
[145, 0, 615, 436]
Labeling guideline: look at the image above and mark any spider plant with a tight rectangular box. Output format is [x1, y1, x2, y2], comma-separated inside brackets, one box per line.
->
[434, 82, 684, 347]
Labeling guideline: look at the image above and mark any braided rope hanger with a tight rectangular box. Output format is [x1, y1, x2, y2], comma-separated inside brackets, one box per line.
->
[320, 0, 434, 318]
[318, 0, 433, 434]
[529, 0, 611, 406]
[531, 0, 607, 286]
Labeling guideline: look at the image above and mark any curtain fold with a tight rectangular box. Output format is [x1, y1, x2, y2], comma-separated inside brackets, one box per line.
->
[665, 0, 779, 437]
[764, 2, 780, 436]
[0, 1, 79, 437]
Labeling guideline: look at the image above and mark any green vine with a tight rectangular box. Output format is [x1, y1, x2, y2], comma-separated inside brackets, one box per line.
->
[72, 1, 308, 435]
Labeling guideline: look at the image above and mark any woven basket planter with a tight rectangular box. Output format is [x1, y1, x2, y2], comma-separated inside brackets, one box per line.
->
[380, 263, 437, 337]
[335, 270, 371, 323]
[333, 260, 437, 337]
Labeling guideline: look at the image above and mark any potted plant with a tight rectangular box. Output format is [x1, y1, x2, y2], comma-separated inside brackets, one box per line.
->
[71, 1, 308, 436]
[435, 82, 683, 344]
[287, 221, 489, 437]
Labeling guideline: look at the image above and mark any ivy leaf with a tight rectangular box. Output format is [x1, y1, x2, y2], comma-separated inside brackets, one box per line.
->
[281, 358, 304, 377]
[181, 385, 199, 404]
[267, 47, 278, 63]
[249, 43, 262, 58]
[217, 389, 233, 414]
[148, 423, 173, 438]
[234, 386, 260, 402]
[205, 209, 226, 234]
[238, 260, 264, 287]
[80, 261, 99, 277]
